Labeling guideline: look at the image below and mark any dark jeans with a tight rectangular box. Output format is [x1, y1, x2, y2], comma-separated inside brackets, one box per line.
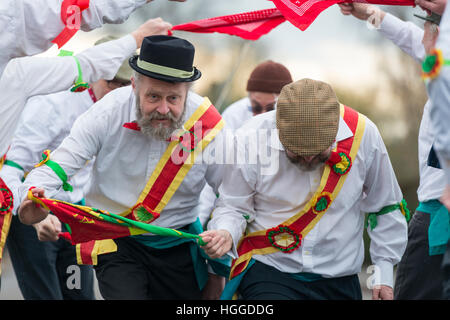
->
[6, 215, 95, 300]
[94, 237, 201, 300]
[394, 210, 445, 299]
[238, 260, 362, 300]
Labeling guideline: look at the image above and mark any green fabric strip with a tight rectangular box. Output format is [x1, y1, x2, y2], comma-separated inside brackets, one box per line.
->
[365, 199, 410, 230]
[132, 218, 231, 290]
[70, 55, 89, 92]
[58, 50, 74, 57]
[4, 160, 24, 172]
[137, 58, 194, 79]
[417, 200, 450, 256]
[43, 159, 73, 192]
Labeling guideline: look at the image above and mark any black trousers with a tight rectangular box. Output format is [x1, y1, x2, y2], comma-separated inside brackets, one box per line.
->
[442, 239, 450, 299]
[238, 260, 362, 300]
[394, 211, 445, 299]
[94, 237, 201, 300]
[6, 215, 95, 300]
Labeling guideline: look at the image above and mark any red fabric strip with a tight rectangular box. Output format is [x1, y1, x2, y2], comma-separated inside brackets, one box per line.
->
[271, 0, 414, 31]
[41, 200, 132, 244]
[172, 8, 286, 40]
[79, 240, 96, 265]
[123, 122, 141, 131]
[52, 0, 90, 48]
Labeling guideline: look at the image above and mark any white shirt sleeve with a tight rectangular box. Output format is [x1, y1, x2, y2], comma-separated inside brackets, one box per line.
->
[429, 3, 450, 184]
[207, 135, 257, 259]
[360, 120, 408, 288]
[80, 0, 148, 31]
[378, 13, 425, 62]
[19, 96, 109, 203]
[0, 34, 137, 157]
[3, 0, 147, 62]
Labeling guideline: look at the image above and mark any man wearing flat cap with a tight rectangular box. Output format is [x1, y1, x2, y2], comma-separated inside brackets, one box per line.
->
[17, 34, 228, 300]
[201, 79, 408, 300]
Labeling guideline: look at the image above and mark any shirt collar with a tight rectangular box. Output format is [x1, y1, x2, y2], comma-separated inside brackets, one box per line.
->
[270, 114, 354, 151]
[123, 92, 140, 131]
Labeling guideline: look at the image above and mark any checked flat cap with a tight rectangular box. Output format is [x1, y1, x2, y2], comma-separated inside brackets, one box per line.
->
[276, 79, 340, 156]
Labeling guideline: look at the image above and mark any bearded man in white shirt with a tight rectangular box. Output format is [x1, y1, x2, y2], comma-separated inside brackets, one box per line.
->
[17, 35, 227, 300]
[0, 17, 172, 291]
[201, 79, 408, 300]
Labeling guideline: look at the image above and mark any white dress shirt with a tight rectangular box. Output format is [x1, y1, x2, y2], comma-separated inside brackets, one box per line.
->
[208, 110, 408, 287]
[0, 34, 137, 159]
[21, 86, 224, 231]
[197, 97, 253, 227]
[428, 4, 450, 184]
[0, 89, 96, 214]
[221, 97, 253, 131]
[378, 13, 446, 202]
[0, 0, 148, 76]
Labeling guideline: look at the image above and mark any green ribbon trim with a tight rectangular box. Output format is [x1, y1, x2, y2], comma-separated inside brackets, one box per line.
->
[422, 54, 450, 73]
[365, 199, 411, 230]
[38, 152, 73, 192]
[136, 58, 194, 79]
[58, 50, 88, 92]
[4, 160, 24, 172]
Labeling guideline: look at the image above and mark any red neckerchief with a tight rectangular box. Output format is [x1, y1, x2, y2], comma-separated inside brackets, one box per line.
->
[87, 87, 97, 103]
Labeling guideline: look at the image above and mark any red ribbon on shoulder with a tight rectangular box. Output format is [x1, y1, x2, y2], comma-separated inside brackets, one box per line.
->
[52, 0, 90, 48]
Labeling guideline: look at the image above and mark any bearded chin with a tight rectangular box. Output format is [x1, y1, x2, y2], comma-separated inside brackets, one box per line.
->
[135, 97, 186, 141]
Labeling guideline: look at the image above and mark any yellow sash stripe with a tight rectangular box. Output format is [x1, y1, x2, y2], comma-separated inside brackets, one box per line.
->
[0, 212, 12, 275]
[154, 118, 225, 213]
[120, 97, 215, 217]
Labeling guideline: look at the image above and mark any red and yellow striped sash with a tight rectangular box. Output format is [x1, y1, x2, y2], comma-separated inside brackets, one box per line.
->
[0, 177, 13, 275]
[229, 105, 366, 279]
[75, 97, 224, 264]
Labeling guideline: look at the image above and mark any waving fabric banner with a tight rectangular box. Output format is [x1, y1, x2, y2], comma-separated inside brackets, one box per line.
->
[172, 8, 286, 40]
[271, 0, 415, 31]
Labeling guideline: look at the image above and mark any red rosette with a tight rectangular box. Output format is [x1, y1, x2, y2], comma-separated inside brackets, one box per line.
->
[0, 178, 13, 215]
[266, 225, 302, 253]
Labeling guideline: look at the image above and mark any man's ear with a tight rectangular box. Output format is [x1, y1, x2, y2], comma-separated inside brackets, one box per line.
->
[131, 76, 136, 90]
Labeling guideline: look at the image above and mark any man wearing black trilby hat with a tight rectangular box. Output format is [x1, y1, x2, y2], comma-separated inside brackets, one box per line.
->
[17, 35, 228, 300]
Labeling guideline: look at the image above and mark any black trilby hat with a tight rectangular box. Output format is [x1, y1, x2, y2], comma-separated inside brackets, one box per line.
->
[129, 35, 201, 83]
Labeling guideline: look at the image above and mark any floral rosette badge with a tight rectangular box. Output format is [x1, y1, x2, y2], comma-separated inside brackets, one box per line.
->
[422, 48, 444, 80]
[327, 151, 352, 176]
[312, 192, 333, 215]
[131, 203, 160, 223]
[0, 186, 13, 214]
[266, 225, 302, 253]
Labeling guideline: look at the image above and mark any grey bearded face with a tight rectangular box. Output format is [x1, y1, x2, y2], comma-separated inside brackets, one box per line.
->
[285, 150, 331, 172]
[135, 94, 186, 141]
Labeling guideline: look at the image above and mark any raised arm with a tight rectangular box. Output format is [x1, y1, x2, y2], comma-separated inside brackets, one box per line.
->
[339, 2, 425, 62]
[0, 17, 172, 158]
